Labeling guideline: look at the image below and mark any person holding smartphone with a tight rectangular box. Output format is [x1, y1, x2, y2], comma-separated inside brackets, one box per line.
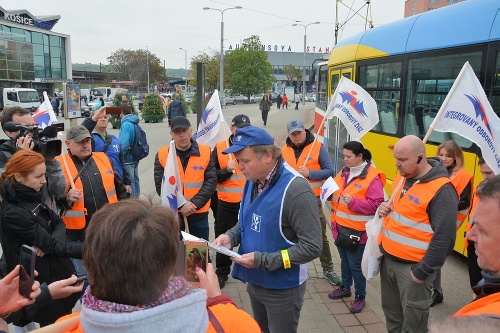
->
[0, 150, 82, 326]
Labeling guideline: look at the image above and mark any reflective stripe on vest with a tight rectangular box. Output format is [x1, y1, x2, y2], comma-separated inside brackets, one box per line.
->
[379, 174, 450, 262]
[215, 141, 245, 203]
[331, 165, 386, 232]
[465, 191, 479, 249]
[282, 142, 323, 196]
[158, 143, 212, 213]
[56, 152, 118, 230]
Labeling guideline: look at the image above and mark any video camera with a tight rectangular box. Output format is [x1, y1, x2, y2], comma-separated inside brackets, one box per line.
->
[4, 121, 63, 158]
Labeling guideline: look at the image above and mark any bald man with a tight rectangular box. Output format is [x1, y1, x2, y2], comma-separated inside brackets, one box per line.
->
[377, 135, 457, 333]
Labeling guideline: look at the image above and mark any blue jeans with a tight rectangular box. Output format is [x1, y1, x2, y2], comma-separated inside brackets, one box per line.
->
[124, 162, 140, 198]
[336, 243, 366, 297]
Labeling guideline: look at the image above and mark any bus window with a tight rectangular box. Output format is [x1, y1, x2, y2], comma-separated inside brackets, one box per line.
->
[316, 64, 328, 111]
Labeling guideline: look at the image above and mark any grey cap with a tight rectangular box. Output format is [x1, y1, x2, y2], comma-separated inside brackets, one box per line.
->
[170, 116, 191, 131]
[66, 125, 91, 142]
[287, 118, 304, 135]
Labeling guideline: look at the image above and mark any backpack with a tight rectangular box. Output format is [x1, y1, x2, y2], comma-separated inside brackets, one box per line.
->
[129, 123, 149, 161]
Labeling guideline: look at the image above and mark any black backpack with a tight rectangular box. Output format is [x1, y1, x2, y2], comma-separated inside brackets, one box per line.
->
[129, 123, 149, 161]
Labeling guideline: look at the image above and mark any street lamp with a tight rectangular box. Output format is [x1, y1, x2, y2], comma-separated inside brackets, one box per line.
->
[203, 6, 242, 106]
[145, 46, 150, 94]
[179, 48, 188, 91]
[293, 22, 320, 105]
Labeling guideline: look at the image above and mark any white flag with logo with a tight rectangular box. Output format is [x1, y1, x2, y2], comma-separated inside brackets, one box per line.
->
[160, 140, 187, 213]
[320, 176, 340, 205]
[33, 91, 58, 129]
[193, 89, 230, 149]
[325, 76, 379, 140]
[429, 62, 500, 174]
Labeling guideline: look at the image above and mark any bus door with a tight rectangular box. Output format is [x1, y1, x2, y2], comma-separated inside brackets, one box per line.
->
[328, 66, 353, 173]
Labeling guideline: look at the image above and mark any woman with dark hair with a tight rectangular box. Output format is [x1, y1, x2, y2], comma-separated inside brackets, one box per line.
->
[0, 150, 82, 326]
[328, 141, 385, 313]
[430, 140, 473, 306]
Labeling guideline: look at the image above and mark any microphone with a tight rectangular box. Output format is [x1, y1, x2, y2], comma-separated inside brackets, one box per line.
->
[3, 121, 24, 132]
[39, 125, 58, 138]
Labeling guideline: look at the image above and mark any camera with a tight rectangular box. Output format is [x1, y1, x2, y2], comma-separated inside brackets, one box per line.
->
[4, 121, 62, 157]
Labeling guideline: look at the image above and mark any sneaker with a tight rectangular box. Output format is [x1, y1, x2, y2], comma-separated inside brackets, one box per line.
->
[323, 270, 341, 286]
[217, 275, 228, 289]
[328, 287, 352, 299]
[350, 295, 366, 313]
[430, 290, 443, 307]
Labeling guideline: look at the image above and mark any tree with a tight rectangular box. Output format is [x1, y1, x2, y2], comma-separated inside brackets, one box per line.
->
[107, 49, 166, 90]
[283, 64, 302, 89]
[226, 35, 274, 101]
[189, 48, 220, 92]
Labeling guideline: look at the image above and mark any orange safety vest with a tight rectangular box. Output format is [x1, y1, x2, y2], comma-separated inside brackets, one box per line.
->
[378, 174, 450, 262]
[451, 168, 473, 229]
[331, 166, 386, 231]
[54, 303, 262, 332]
[454, 292, 500, 317]
[56, 152, 118, 230]
[158, 144, 211, 213]
[215, 141, 245, 203]
[282, 141, 323, 196]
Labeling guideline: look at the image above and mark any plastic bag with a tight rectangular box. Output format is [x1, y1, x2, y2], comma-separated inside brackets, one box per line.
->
[361, 206, 384, 280]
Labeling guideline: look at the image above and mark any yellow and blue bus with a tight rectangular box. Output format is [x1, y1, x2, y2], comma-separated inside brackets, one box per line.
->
[315, 0, 500, 255]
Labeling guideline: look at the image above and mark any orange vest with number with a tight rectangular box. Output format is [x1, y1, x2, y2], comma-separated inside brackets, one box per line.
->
[215, 141, 245, 203]
[331, 166, 386, 231]
[56, 152, 118, 230]
[158, 144, 211, 213]
[378, 174, 450, 262]
[454, 293, 500, 317]
[282, 141, 323, 196]
[450, 168, 473, 229]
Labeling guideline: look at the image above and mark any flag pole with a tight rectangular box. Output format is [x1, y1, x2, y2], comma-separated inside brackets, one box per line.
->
[183, 215, 190, 234]
[422, 61, 470, 144]
[302, 76, 345, 166]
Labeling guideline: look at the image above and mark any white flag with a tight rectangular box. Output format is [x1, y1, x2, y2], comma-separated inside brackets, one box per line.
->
[429, 62, 500, 174]
[326, 76, 379, 140]
[193, 89, 230, 149]
[320, 176, 340, 205]
[160, 140, 187, 212]
[33, 91, 58, 129]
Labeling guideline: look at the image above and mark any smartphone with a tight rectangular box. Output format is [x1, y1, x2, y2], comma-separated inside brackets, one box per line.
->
[184, 240, 208, 287]
[19, 245, 36, 299]
[71, 275, 87, 286]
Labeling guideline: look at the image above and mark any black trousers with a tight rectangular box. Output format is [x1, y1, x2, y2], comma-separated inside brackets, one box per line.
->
[214, 200, 240, 276]
[261, 110, 269, 125]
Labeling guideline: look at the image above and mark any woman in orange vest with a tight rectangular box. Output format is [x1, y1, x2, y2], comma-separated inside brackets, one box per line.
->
[431, 140, 473, 306]
[327, 141, 385, 313]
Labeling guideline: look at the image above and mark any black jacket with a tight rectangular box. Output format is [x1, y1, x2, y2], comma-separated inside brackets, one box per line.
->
[154, 139, 216, 223]
[0, 180, 81, 325]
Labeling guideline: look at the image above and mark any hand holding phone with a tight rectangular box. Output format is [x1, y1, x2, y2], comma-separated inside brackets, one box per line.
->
[19, 245, 36, 299]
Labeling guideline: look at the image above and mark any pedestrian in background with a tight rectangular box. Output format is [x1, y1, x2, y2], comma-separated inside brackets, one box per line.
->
[277, 94, 282, 109]
[282, 94, 288, 109]
[167, 93, 186, 126]
[259, 95, 272, 126]
[294, 93, 300, 110]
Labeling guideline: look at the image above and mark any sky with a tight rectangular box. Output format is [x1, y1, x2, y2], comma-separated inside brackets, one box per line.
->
[3, 0, 406, 69]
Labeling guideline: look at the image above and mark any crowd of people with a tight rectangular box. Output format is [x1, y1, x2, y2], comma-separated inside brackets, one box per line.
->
[0, 102, 499, 332]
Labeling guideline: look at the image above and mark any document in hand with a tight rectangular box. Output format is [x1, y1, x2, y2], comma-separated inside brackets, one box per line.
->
[181, 231, 242, 258]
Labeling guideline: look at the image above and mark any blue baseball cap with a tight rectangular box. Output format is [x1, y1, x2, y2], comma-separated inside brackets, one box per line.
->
[223, 126, 274, 154]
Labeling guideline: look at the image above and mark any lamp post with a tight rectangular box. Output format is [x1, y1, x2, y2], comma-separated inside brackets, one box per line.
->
[179, 48, 188, 91]
[145, 46, 150, 94]
[203, 6, 242, 106]
[293, 22, 320, 105]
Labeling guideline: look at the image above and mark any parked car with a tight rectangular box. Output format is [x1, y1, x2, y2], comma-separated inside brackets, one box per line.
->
[309, 94, 316, 102]
[183, 93, 194, 103]
[250, 94, 265, 103]
[222, 94, 236, 105]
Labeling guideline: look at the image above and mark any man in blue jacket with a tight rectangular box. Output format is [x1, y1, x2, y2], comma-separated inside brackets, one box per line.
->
[119, 104, 141, 198]
[167, 93, 186, 126]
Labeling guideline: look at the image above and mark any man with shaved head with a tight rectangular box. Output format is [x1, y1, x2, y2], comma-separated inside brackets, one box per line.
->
[378, 135, 457, 332]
